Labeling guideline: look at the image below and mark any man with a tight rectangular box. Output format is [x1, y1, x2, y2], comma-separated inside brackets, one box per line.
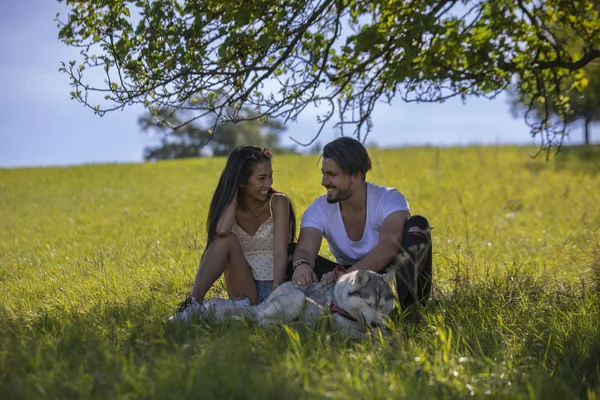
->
[289, 137, 432, 307]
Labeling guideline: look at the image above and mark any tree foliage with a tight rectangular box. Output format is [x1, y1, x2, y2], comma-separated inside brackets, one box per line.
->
[510, 66, 600, 146]
[139, 107, 291, 161]
[509, 12, 600, 146]
[56, 0, 600, 150]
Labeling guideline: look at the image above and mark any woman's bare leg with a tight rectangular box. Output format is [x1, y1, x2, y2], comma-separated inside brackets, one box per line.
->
[190, 233, 258, 304]
[223, 234, 259, 305]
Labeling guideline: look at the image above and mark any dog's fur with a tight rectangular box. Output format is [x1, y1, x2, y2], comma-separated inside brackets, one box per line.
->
[253, 269, 396, 338]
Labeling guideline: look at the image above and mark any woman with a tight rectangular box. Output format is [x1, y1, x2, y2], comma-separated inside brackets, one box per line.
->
[171, 145, 296, 322]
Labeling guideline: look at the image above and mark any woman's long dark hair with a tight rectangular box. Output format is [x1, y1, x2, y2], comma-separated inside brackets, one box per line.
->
[202, 145, 297, 256]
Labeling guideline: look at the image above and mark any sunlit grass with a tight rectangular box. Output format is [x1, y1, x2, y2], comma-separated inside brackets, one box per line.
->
[1, 145, 599, 399]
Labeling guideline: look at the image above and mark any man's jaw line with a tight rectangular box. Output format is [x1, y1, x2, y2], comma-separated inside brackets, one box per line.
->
[335, 182, 367, 211]
[325, 188, 338, 204]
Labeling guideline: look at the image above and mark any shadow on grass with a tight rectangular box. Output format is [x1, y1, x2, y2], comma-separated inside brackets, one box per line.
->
[1, 276, 599, 399]
[416, 272, 600, 399]
[522, 144, 600, 175]
[555, 145, 600, 175]
[518, 293, 600, 399]
[0, 300, 306, 399]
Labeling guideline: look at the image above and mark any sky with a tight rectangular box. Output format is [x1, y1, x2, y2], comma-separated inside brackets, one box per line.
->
[0, 1, 595, 169]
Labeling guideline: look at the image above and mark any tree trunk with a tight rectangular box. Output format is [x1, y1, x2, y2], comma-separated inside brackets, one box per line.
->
[584, 117, 590, 145]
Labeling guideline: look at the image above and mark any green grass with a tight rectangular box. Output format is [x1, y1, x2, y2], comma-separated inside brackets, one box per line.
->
[1, 145, 599, 399]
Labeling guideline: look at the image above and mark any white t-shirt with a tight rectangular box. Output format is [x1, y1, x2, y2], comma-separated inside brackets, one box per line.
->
[300, 182, 410, 265]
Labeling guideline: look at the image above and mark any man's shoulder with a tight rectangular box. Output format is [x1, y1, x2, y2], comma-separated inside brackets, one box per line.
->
[308, 193, 332, 209]
[367, 182, 405, 198]
[303, 194, 327, 217]
[301, 194, 336, 229]
[367, 182, 410, 215]
[304, 194, 339, 221]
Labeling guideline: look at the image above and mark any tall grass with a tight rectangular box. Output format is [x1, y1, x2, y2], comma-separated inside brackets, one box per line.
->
[1, 146, 599, 399]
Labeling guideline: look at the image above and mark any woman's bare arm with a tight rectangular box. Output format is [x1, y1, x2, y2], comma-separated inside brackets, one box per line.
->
[215, 190, 238, 236]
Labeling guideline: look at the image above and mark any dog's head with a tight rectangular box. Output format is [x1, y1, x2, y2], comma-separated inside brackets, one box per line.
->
[337, 269, 396, 328]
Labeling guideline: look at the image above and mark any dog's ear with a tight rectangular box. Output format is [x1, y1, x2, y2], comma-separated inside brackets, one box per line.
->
[383, 270, 396, 287]
[353, 269, 370, 287]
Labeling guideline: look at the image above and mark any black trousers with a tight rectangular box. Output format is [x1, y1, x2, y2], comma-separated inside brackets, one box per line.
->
[285, 215, 432, 308]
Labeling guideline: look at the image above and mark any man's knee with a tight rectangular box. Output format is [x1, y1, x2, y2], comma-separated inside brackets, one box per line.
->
[404, 215, 432, 235]
[401, 215, 431, 254]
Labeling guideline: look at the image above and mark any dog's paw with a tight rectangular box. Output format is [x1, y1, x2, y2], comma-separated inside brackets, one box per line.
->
[367, 327, 392, 339]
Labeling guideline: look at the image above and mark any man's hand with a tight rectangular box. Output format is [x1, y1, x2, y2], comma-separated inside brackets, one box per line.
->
[292, 264, 317, 286]
[320, 271, 336, 285]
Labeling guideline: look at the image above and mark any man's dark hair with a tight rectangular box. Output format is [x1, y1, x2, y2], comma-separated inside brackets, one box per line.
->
[322, 137, 372, 179]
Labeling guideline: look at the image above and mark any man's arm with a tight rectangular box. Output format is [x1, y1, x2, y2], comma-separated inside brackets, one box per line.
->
[348, 210, 409, 273]
[291, 227, 323, 285]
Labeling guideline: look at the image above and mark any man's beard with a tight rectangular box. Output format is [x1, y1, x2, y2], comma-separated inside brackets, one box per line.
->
[325, 184, 352, 204]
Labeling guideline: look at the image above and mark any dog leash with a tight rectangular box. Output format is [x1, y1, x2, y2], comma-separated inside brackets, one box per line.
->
[332, 265, 348, 280]
[330, 303, 358, 322]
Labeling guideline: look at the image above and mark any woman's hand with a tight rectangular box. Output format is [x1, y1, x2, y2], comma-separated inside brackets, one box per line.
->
[320, 271, 337, 285]
[233, 188, 239, 205]
[320, 266, 348, 285]
[292, 264, 317, 286]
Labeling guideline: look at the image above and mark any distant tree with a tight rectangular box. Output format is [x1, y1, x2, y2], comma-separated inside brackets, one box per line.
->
[365, 140, 379, 149]
[139, 108, 208, 160]
[308, 141, 322, 155]
[139, 107, 293, 161]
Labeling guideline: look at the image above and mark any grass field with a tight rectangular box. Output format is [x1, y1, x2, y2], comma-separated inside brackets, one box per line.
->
[1, 145, 599, 399]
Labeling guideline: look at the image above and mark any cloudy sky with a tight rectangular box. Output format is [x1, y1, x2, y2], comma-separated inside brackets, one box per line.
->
[0, 1, 592, 168]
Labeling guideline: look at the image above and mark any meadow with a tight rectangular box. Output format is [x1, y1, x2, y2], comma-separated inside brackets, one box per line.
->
[0, 145, 599, 399]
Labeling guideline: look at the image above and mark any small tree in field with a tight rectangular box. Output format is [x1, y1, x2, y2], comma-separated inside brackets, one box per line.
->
[139, 107, 291, 161]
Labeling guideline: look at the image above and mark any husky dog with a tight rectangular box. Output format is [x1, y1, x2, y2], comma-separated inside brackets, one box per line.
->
[254, 269, 396, 338]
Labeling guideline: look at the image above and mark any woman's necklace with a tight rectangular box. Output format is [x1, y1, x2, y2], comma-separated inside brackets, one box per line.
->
[252, 200, 268, 217]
